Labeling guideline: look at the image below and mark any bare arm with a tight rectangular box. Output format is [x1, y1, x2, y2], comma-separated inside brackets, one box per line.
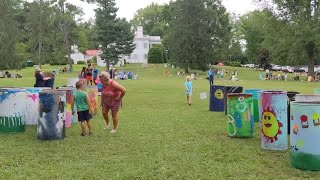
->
[113, 81, 126, 99]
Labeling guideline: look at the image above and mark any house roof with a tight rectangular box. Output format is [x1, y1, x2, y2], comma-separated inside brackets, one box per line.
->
[85, 50, 99, 56]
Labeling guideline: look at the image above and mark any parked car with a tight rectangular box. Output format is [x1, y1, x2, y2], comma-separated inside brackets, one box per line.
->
[282, 66, 294, 73]
[271, 65, 282, 71]
[293, 67, 305, 73]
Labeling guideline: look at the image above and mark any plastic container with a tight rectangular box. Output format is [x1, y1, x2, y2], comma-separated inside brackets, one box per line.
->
[227, 93, 254, 138]
[209, 85, 226, 112]
[0, 88, 26, 133]
[224, 86, 243, 115]
[244, 89, 262, 123]
[37, 90, 66, 140]
[261, 90, 288, 150]
[290, 101, 320, 170]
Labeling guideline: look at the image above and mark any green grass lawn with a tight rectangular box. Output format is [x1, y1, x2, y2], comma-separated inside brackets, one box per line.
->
[0, 64, 319, 179]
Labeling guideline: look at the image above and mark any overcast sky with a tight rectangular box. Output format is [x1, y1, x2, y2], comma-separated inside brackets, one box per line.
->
[67, 0, 258, 21]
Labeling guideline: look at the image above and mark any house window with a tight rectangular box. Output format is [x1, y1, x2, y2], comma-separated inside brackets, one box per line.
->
[144, 43, 148, 49]
[144, 54, 148, 59]
[134, 54, 138, 59]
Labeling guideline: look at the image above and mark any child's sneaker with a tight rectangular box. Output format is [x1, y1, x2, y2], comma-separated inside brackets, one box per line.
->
[110, 129, 117, 134]
[104, 125, 110, 130]
[81, 132, 86, 136]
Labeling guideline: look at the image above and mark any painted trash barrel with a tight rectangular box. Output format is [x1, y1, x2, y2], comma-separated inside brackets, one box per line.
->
[37, 90, 66, 140]
[244, 89, 262, 123]
[295, 95, 320, 102]
[290, 101, 320, 170]
[209, 85, 226, 112]
[25, 87, 51, 125]
[287, 91, 300, 135]
[0, 88, 26, 133]
[58, 87, 78, 123]
[261, 90, 288, 150]
[85, 86, 98, 115]
[57, 89, 74, 128]
[224, 86, 243, 115]
[227, 93, 254, 138]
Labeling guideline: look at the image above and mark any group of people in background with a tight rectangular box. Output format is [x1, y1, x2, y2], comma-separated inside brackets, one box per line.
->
[264, 69, 288, 81]
[80, 64, 99, 86]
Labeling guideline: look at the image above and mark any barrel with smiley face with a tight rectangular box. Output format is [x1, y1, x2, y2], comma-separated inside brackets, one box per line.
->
[227, 93, 254, 138]
[290, 101, 320, 170]
[209, 85, 226, 112]
[261, 91, 288, 150]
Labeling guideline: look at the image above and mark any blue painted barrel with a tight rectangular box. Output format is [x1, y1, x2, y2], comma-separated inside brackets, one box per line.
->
[290, 101, 320, 170]
[261, 90, 288, 150]
[0, 88, 26, 133]
[224, 86, 243, 115]
[244, 89, 262, 123]
[37, 90, 66, 140]
[209, 85, 226, 112]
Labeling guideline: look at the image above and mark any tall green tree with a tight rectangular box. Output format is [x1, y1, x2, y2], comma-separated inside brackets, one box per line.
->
[95, 0, 134, 70]
[259, 0, 320, 76]
[0, 0, 17, 70]
[168, 0, 231, 72]
[131, 3, 167, 37]
[24, 0, 52, 68]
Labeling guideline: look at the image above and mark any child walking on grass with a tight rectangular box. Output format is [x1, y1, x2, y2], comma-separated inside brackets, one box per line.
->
[73, 81, 94, 136]
[185, 76, 193, 106]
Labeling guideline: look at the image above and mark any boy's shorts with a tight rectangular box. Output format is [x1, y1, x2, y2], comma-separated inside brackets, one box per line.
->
[77, 110, 92, 122]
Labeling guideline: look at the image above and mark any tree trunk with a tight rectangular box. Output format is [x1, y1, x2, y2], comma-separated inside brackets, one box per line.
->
[307, 52, 315, 77]
[306, 41, 316, 77]
[64, 24, 72, 72]
[106, 59, 110, 71]
[38, 39, 42, 68]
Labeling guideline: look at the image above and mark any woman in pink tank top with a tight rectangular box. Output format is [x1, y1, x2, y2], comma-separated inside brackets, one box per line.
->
[100, 71, 126, 133]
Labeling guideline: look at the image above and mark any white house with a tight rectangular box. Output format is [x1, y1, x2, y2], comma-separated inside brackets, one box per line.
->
[125, 26, 161, 64]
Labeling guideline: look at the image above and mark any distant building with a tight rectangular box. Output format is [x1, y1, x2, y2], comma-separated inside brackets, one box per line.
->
[125, 26, 161, 64]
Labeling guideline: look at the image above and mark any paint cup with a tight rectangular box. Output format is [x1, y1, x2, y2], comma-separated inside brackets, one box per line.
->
[37, 90, 66, 140]
[261, 90, 288, 150]
[209, 85, 226, 112]
[227, 93, 254, 138]
[0, 88, 27, 133]
[244, 89, 262, 123]
[57, 89, 74, 128]
[290, 101, 320, 170]
[287, 91, 300, 135]
[85, 86, 98, 115]
[225, 86, 243, 115]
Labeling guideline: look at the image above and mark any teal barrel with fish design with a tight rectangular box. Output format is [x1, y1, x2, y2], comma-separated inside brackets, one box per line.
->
[0, 88, 27, 133]
[290, 101, 320, 170]
[227, 93, 254, 138]
[244, 89, 262, 123]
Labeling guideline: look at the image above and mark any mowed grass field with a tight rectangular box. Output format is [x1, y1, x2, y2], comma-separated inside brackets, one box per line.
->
[0, 64, 319, 179]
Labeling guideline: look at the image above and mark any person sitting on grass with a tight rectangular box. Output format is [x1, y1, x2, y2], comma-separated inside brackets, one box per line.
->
[185, 76, 193, 106]
[72, 81, 94, 136]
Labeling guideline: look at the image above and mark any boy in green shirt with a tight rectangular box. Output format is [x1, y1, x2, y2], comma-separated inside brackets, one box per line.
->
[73, 81, 94, 136]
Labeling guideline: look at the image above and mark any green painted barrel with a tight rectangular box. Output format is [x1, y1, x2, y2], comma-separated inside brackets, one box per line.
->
[227, 93, 254, 138]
